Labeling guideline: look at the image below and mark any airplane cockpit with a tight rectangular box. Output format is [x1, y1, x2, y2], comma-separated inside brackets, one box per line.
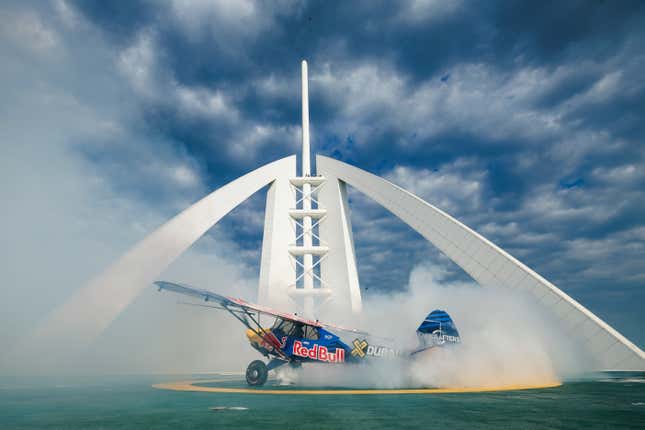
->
[272, 319, 320, 340]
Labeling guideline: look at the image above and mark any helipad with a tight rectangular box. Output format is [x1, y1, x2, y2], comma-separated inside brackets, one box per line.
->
[153, 379, 562, 395]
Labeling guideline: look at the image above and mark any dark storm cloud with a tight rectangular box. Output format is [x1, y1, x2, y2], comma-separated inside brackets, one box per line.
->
[71, 1, 158, 45]
[7, 0, 644, 343]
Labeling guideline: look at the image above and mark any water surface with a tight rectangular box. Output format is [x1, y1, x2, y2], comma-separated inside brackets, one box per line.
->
[1, 373, 643, 429]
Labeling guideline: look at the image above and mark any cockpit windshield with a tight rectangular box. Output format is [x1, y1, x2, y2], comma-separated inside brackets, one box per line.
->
[272, 319, 319, 340]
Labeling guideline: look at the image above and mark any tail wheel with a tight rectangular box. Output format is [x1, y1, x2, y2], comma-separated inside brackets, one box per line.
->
[245, 360, 268, 386]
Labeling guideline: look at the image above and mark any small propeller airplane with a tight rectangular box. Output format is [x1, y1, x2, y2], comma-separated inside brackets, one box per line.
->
[154, 280, 461, 386]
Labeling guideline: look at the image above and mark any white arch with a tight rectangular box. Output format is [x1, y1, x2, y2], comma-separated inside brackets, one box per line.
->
[317, 155, 645, 371]
[34, 155, 296, 347]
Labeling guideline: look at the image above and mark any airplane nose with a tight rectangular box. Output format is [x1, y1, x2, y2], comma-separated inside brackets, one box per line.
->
[246, 328, 257, 341]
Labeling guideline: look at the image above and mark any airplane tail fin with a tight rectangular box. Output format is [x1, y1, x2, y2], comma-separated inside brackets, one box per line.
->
[416, 309, 461, 348]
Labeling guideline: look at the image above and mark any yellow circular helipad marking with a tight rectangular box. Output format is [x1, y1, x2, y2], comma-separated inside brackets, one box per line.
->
[153, 380, 562, 395]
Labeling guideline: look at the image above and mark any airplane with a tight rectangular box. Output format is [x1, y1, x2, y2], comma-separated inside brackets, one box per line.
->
[154, 280, 461, 386]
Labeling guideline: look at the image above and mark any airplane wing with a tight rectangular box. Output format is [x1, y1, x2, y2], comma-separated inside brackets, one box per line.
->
[155, 281, 233, 306]
[155, 281, 320, 326]
[155, 280, 293, 360]
[317, 321, 370, 336]
[154, 280, 369, 336]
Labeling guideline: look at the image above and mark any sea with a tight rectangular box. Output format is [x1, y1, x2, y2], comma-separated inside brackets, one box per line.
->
[1, 372, 643, 429]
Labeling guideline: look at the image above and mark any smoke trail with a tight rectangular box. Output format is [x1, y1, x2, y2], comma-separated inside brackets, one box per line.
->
[2, 157, 292, 375]
[280, 263, 584, 388]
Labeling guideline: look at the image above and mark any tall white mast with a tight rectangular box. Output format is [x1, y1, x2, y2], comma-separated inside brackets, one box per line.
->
[301, 60, 314, 316]
[285, 61, 333, 317]
[301, 60, 311, 176]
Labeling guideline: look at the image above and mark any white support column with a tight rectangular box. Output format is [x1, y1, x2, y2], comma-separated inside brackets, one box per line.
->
[317, 175, 362, 315]
[258, 160, 297, 309]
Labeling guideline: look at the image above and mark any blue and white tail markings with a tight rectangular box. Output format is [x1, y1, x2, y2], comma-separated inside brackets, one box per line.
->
[416, 309, 461, 348]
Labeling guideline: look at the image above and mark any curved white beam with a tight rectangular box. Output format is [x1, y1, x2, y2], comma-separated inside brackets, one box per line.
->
[317, 155, 645, 371]
[34, 155, 296, 347]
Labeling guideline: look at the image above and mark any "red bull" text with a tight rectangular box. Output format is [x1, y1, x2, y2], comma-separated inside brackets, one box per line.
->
[292, 341, 345, 363]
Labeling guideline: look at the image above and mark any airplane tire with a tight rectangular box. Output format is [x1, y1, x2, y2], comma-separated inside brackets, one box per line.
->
[245, 360, 268, 386]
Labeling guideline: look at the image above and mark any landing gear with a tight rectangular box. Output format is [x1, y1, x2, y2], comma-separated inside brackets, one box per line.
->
[245, 360, 268, 386]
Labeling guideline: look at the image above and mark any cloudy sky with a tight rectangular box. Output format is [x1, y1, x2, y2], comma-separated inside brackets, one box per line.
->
[1, 0, 644, 355]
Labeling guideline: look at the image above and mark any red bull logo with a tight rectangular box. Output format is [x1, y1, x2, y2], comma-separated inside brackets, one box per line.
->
[292, 341, 345, 363]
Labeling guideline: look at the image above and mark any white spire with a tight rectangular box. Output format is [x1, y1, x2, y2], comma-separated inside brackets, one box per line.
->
[301, 60, 311, 176]
[300, 60, 314, 316]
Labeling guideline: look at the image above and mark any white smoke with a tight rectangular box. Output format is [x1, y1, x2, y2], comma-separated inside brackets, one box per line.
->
[279, 262, 585, 388]
[0, 235, 263, 376]
[0, 0, 263, 377]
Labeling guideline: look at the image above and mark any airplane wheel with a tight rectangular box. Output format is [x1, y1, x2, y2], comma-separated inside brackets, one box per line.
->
[246, 360, 268, 386]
